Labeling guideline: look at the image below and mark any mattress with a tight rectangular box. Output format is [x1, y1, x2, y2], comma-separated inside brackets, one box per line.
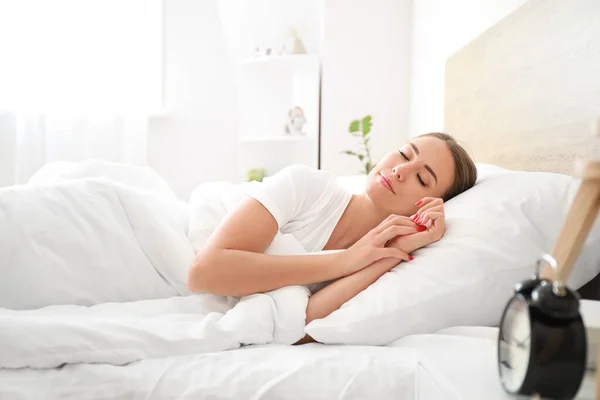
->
[0, 327, 517, 400]
[4, 326, 596, 400]
[392, 326, 597, 400]
[391, 326, 511, 400]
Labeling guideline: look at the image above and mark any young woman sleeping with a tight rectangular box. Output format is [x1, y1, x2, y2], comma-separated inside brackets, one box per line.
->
[187, 132, 477, 344]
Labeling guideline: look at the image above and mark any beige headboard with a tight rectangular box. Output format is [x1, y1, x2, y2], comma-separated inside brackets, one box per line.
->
[444, 0, 600, 175]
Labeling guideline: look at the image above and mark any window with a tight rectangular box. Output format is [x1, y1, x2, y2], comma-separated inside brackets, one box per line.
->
[0, 0, 163, 113]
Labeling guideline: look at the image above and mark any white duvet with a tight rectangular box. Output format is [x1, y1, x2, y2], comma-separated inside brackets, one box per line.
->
[0, 160, 311, 369]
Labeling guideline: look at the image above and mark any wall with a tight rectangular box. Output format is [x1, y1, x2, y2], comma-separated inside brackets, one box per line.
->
[147, 0, 239, 200]
[150, 0, 413, 199]
[320, 0, 412, 176]
[218, 0, 321, 62]
[409, 0, 529, 137]
[149, 0, 324, 200]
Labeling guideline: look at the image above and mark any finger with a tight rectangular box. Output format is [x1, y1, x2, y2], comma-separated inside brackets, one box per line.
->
[415, 197, 441, 208]
[420, 210, 442, 226]
[374, 215, 417, 234]
[426, 204, 444, 212]
[418, 205, 444, 225]
[414, 204, 443, 224]
[417, 198, 443, 214]
[382, 213, 411, 223]
[421, 211, 444, 228]
[379, 247, 412, 262]
[376, 225, 418, 246]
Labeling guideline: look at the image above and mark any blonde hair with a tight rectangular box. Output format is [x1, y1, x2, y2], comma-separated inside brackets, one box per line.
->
[418, 132, 477, 201]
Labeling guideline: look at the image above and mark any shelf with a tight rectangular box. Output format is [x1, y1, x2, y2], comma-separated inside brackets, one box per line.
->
[240, 135, 317, 144]
[239, 54, 319, 68]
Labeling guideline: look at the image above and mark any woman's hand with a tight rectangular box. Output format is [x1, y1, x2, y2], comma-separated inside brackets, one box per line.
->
[386, 197, 446, 254]
[339, 214, 416, 276]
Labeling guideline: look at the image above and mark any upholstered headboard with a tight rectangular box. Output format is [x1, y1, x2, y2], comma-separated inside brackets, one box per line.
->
[444, 0, 600, 175]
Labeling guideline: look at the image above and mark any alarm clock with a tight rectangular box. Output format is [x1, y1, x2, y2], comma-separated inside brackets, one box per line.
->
[497, 254, 587, 399]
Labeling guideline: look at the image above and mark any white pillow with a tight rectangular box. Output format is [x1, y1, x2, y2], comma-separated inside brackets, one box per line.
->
[305, 168, 600, 345]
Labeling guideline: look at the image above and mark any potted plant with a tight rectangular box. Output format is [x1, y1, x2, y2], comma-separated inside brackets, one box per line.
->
[247, 168, 266, 182]
[341, 115, 375, 174]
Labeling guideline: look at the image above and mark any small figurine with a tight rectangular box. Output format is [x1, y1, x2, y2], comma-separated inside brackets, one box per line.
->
[285, 106, 307, 135]
[284, 28, 307, 55]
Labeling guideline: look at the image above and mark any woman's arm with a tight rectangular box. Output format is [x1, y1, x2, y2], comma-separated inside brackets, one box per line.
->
[295, 257, 403, 344]
[295, 198, 447, 344]
[188, 198, 347, 296]
[188, 198, 413, 297]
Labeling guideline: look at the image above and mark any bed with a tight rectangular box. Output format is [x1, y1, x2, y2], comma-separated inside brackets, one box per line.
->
[2, 0, 600, 399]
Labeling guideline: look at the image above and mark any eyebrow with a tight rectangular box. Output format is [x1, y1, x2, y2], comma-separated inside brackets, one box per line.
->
[409, 143, 438, 185]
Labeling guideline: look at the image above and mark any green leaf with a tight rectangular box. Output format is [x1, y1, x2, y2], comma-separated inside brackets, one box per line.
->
[341, 150, 357, 156]
[361, 115, 372, 135]
[357, 154, 364, 161]
[349, 120, 360, 133]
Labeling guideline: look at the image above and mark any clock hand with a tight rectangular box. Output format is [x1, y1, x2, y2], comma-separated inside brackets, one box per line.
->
[500, 360, 512, 369]
[514, 335, 530, 349]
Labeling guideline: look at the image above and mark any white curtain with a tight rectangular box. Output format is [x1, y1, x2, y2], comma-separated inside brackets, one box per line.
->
[0, 113, 147, 186]
[0, 0, 162, 186]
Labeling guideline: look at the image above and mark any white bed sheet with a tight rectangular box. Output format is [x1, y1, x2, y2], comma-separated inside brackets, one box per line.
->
[0, 326, 523, 400]
[0, 344, 419, 400]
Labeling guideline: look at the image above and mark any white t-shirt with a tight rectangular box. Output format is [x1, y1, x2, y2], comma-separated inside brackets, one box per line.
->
[244, 164, 353, 253]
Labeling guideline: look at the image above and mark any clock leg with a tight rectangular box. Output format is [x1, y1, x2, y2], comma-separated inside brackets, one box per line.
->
[542, 162, 600, 283]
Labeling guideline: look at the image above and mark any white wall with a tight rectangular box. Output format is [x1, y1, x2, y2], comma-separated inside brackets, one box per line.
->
[148, 0, 527, 199]
[149, 0, 326, 200]
[218, 0, 321, 62]
[147, 0, 239, 200]
[150, 0, 413, 198]
[321, 0, 412, 176]
[409, 0, 528, 137]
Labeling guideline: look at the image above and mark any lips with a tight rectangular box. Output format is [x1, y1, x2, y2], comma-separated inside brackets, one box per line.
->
[378, 173, 395, 193]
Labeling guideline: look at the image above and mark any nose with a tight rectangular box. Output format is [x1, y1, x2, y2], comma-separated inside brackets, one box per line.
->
[391, 166, 404, 182]
[392, 163, 417, 181]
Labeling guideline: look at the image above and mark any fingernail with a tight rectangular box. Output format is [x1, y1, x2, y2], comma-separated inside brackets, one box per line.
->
[415, 200, 423, 206]
[408, 255, 414, 261]
[410, 214, 416, 219]
[426, 220, 432, 228]
[416, 225, 426, 232]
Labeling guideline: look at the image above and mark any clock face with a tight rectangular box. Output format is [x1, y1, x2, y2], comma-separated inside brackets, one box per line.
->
[498, 296, 531, 393]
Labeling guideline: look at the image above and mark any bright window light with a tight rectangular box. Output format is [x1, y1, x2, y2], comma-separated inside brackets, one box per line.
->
[0, 0, 163, 114]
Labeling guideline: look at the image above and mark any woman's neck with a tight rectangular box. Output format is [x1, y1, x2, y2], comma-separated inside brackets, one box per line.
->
[326, 193, 389, 250]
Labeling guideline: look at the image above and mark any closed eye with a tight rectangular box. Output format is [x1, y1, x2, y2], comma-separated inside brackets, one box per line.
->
[400, 150, 427, 187]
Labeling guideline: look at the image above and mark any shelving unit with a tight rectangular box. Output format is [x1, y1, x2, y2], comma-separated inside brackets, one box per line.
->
[236, 53, 320, 180]
[217, 0, 323, 181]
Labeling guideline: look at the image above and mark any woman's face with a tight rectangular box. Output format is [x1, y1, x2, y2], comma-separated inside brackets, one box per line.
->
[365, 136, 455, 216]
